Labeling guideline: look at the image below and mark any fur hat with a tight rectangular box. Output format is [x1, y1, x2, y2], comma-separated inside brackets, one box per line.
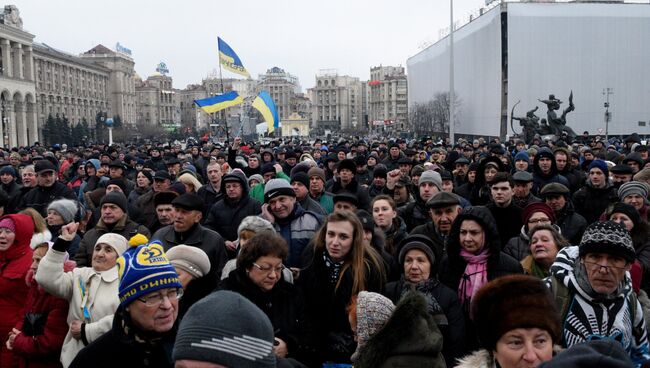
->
[166, 245, 211, 279]
[580, 221, 635, 263]
[472, 275, 561, 351]
[338, 159, 357, 174]
[237, 216, 274, 235]
[30, 230, 52, 250]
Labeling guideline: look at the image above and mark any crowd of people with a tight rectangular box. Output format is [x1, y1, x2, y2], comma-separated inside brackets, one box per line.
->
[1, 131, 650, 367]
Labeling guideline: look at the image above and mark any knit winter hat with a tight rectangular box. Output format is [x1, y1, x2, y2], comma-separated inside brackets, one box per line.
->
[372, 165, 388, 179]
[260, 163, 276, 175]
[173, 290, 276, 367]
[117, 240, 182, 307]
[514, 151, 529, 162]
[472, 275, 561, 351]
[290, 172, 309, 188]
[100, 191, 128, 213]
[522, 202, 556, 225]
[264, 179, 295, 203]
[618, 181, 649, 202]
[307, 167, 326, 183]
[419, 170, 442, 190]
[579, 221, 635, 263]
[608, 203, 641, 228]
[106, 178, 128, 193]
[237, 216, 275, 235]
[0, 217, 15, 233]
[47, 198, 79, 224]
[355, 291, 395, 344]
[95, 233, 128, 256]
[248, 174, 264, 185]
[166, 245, 211, 279]
[398, 234, 440, 272]
[0, 166, 16, 177]
[588, 159, 609, 177]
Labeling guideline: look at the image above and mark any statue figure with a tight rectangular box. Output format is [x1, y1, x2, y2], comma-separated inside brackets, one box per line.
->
[512, 106, 540, 144]
[538, 118, 553, 136]
[538, 91, 577, 139]
[0, 5, 23, 29]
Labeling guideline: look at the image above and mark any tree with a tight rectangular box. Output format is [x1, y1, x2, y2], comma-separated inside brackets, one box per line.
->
[58, 114, 72, 145]
[42, 114, 56, 146]
[409, 92, 461, 138]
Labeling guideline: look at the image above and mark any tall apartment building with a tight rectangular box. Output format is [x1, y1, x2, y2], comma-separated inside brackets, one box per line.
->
[178, 84, 208, 131]
[310, 72, 364, 133]
[369, 65, 408, 133]
[135, 72, 180, 129]
[257, 67, 300, 121]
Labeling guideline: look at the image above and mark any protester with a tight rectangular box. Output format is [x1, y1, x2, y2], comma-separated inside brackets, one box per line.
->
[504, 202, 558, 261]
[521, 224, 569, 278]
[371, 195, 408, 257]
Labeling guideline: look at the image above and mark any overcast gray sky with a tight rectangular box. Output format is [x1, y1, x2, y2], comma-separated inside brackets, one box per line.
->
[10, 0, 485, 91]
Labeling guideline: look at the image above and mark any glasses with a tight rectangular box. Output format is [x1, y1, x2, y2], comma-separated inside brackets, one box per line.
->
[252, 263, 285, 275]
[137, 288, 183, 307]
[528, 218, 551, 225]
[582, 260, 628, 272]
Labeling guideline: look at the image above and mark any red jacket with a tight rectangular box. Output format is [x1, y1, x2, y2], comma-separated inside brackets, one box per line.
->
[0, 214, 35, 368]
[12, 262, 74, 368]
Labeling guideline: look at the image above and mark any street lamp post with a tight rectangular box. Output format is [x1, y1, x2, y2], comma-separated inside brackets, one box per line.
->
[603, 88, 613, 142]
[449, 0, 455, 145]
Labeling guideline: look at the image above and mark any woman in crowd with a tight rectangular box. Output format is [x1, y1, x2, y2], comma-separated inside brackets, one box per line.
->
[0, 214, 35, 368]
[439, 206, 522, 351]
[128, 170, 152, 207]
[521, 224, 569, 278]
[371, 195, 407, 257]
[299, 211, 386, 365]
[219, 233, 313, 363]
[455, 275, 561, 368]
[35, 224, 127, 368]
[46, 199, 81, 259]
[470, 156, 506, 206]
[165, 244, 210, 321]
[383, 234, 465, 366]
[7, 239, 72, 368]
[504, 202, 558, 261]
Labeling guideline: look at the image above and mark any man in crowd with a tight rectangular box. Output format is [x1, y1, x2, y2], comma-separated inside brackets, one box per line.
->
[397, 170, 442, 232]
[151, 191, 178, 234]
[512, 171, 541, 208]
[328, 159, 370, 211]
[137, 170, 173, 230]
[540, 183, 587, 244]
[19, 160, 76, 216]
[573, 160, 619, 224]
[410, 191, 461, 247]
[291, 171, 327, 216]
[486, 172, 523, 246]
[308, 167, 334, 214]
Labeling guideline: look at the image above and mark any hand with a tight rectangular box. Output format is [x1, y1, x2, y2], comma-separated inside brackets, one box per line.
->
[70, 320, 83, 340]
[273, 164, 283, 174]
[5, 328, 20, 350]
[261, 204, 275, 223]
[232, 137, 241, 149]
[225, 240, 237, 252]
[273, 337, 288, 358]
[60, 222, 79, 241]
[386, 169, 401, 190]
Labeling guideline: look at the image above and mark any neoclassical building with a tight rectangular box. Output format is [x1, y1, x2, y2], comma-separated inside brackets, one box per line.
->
[0, 5, 38, 147]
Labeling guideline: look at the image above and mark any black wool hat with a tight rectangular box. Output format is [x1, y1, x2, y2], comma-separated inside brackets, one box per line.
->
[338, 159, 357, 174]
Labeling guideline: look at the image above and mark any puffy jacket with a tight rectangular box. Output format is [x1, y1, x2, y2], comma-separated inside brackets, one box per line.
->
[554, 200, 587, 245]
[0, 214, 34, 368]
[19, 182, 76, 217]
[74, 215, 150, 267]
[196, 183, 223, 219]
[572, 179, 619, 224]
[532, 149, 570, 196]
[36, 240, 120, 368]
[273, 204, 322, 268]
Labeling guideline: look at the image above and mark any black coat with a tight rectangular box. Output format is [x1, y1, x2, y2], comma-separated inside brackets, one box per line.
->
[486, 202, 523, 248]
[555, 200, 588, 245]
[572, 180, 619, 224]
[328, 178, 371, 211]
[398, 195, 430, 233]
[219, 268, 315, 364]
[196, 183, 224, 219]
[19, 182, 76, 217]
[204, 196, 262, 242]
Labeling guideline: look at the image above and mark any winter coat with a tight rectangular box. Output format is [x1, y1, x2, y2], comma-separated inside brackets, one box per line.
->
[532, 153, 570, 196]
[555, 200, 587, 245]
[127, 186, 149, 208]
[0, 214, 34, 368]
[470, 157, 506, 206]
[486, 201, 524, 248]
[272, 204, 322, 268]
[196, 183, 224, 218]
[298, 196, 327, 216]
[310, 190, 334, 214]
[219, 268, 315, 364]
[384, 279, 465, 367]
[454, 349, 494, 368]
[545, 246, 650, 367]
[204, 170, 262, 242]
[2, 180, 22, 198]
[572, 179, 619, 224]
[398, 194, 430, 232]
[503, 224, 563, 262]
[354, 292, 446, 368]
[69, 308, 175, 368]
[19, 182, 77, 217]
[298, 249, 384, 365]
[36, 243, 120, 368]
[74, 215, 150, 267]
[12, 262, 73, 368]
[328, 178, 371, 211]
[409, 221, 447, 253]
[135, 188, 157, 230]
[383, 216, 408, 257]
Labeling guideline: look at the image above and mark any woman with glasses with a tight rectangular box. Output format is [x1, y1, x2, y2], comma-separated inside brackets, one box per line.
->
[504, 203, 560, 261]
[35, 223, 127, 368]
[219, 232, 313, 364]
[521, 224, 569, 278]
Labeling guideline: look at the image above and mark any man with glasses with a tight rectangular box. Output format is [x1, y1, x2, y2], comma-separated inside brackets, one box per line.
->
[546, 221, 650, 367]
[70, 240, 183, 368]
[19, 160, 75, 216]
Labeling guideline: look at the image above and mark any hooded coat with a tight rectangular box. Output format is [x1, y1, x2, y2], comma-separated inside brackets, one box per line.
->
[532, 149, 570, 196]
[353, 292, 446, 368]
[204, 171, 262, 242]
[470, 157, 506, 206]
[0, 214, 34, 368]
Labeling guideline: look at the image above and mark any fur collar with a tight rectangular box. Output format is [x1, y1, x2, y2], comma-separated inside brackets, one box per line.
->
[454, 349, 492, 368]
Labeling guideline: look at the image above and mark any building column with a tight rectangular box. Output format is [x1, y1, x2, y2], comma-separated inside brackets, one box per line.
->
[1, 39, 12, 78]
[27, 101, 38, 145]
[4, 102, 14, 148]
[12, 43, 23, 79]
[16, 102, 27, 147]
[24, 46, 34, 81]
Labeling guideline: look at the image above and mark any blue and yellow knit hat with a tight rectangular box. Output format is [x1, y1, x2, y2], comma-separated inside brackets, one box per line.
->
[117, 237, 182, 307]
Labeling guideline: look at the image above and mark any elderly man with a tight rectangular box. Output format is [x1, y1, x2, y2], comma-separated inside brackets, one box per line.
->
[261, 179, 321, 269]
[151, 191, 178, 234]
[137, 170, 172, 230]
[7, 165, 36, 214]
[19, 160, 76, 216]
[512, 171, 541, 208]
[396, 170, 442, 232]
[410, 191, 461, 250]
[540, 183, 587, 245]
[291, 172, 326, 216]
[546, 221, 650, 367]
[75, 192, 150, 267]
[307, 167, 334, 214]
[70, 240, 182, 368]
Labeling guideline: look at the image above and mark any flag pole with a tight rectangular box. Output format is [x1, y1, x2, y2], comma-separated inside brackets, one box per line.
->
[218, 59, 230, 143]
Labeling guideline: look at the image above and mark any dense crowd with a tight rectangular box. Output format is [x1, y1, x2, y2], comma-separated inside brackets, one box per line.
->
[1, 131, 650, 367]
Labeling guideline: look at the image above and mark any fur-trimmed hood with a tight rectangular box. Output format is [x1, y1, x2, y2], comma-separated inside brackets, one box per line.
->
[454, 349, 493, 368]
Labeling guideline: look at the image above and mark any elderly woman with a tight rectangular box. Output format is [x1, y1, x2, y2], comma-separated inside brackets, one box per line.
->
[219, 233, 312, 363]
[299, 211, 386, 365]
[166, 244, 210, 320]
[0, 214, 35, 367]
[439, 206, 523, 352]
[607, 203, 650, 293]
[521, 224, 569, 278]
[35, 223, 127, 368]
[455, 275, 561, 368]
[504, 202, 560, 261]
[6, 240, 72, 368]
[177, 173, 203, 194]
[383, 234, 465, 366]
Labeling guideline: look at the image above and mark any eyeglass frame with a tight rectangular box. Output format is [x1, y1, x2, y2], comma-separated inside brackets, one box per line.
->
[136, 287, 184, 307]
[252, 262, 285, 275]
[581, 259, 629, 273]
[527, 217, 551, 225]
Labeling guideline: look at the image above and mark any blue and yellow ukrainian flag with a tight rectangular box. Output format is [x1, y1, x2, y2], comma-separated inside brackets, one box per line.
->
[252, 91, 280, 134]
[218, 37, 250, 78]
[194, 91, 244, 114]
